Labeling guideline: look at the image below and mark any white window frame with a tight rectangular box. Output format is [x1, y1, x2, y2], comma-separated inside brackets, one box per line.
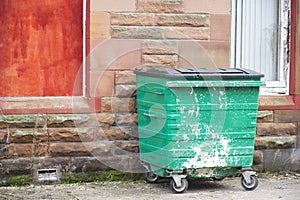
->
[230, 0, 290, 95]
[82, 0, 87, 97]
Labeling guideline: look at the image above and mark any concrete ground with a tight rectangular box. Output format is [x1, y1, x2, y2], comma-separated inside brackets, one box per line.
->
[0, 174, 299, 200]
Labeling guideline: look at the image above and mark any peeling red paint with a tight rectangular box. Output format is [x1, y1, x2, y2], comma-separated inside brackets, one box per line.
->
[0, 0, 83, 96]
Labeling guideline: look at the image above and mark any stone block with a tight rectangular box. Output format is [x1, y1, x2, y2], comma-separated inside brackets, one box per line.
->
[0, 143, 8, 158]
[156, 14, 210, 27]
[0, 158, 33, 175]
[253, 150, 263, 165]
[85, 141, 113, 156]
[49, 141, 112, 157]
[137, 0, 184, 13]
[111, 26, 163, 39]
[91, 0, 136, 12]
[48, 127, 96, 142]
[48, 127, 106, 142]
[0, 114, 46, 128]
[114, 141, 139, 154]
[101, 97, 113, 113]
[104, 127, 126, 140]
[0, 156, 144, 177]
[259, 96, 294, 107]
[90, 70, 115, 97]
[257, 111, 274, 123]
[111, 13, 155, 26]
[8, 128, 48, 143]
[275, 110, 300, 123]
[108, 49, 142, 70]
[7, 143, 49, 157]
[142, 40, 178, 55]
[0, 123, 6, 129]
[115, 85, 136, 98]
[184, 0, 231, 14]
[32, 157, 109, 174]
[90, 39, 142, 70]
[87, 154, 144, 172]
[178, 41, 230, 68]
[298, 123, 300, 148]
[262, 149, 300, 171]
[142, 55, 178, 67]
[0, 129, 8, 157]
[115, 71, 136, 85]
[96, 113, 115, 126]
[255, 136, 297, 150]
[116, 114, 138, 126]
[120, 126, 139, 139]
[112, 26, 210, 40]
[88, 38, 105, 53]
[32, 157, 70, 172]
[210, 14, 231, 41]
[256, 123, 297, 137]
[47, 114, 97, 127]
[164, 27, 210, 40]
[111, 98, 136, 113]
[90, 12, 110, 39]
[0, 129, 7, 143]
[95, 125, 138, 141]
[48, 128, 79, 142]
[70, 157, 108, 172]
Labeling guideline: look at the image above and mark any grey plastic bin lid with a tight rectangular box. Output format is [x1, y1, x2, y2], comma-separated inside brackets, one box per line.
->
[134, 66, 264, 79]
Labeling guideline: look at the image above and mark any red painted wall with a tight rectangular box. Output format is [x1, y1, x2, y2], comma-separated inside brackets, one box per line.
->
[0, 0, 83, 96]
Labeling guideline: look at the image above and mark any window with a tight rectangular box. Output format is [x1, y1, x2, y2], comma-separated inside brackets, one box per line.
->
[231, 0, 290, 94]
[0, 0, 96, 114]
[0, 0, 84, 96]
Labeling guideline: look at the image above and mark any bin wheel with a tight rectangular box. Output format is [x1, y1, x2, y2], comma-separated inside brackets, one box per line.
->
[241, 175, 258, 190]
[143, 172, 159, 183]
[213, 177, 225, 181]
[170, 178, 188, 193]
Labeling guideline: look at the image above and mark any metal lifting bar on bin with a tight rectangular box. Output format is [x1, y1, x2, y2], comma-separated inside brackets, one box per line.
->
[134, 66, 265, 193]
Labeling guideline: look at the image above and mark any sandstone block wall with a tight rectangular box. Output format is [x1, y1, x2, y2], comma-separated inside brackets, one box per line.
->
[87, 0, 231, 172]
[254, 110, 300, 170]
[85, 0, 300, 171]
[1, 0, 299, 178]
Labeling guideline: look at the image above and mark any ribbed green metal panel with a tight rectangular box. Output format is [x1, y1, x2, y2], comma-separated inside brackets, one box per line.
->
[135, 68, 263, 177]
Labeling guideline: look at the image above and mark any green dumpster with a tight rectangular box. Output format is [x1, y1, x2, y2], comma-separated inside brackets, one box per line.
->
[134, 67, 264, 193]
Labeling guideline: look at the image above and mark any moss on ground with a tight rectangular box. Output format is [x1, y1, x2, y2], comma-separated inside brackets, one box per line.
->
[61, 171, 144, 184]
[1, 169, 300, 187]
[0, 171, 143, 186]
[2, 175, 32, 187]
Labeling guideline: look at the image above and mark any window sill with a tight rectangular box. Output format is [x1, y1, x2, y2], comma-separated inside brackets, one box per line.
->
[1, 95, 298, 114]
[259, 95, 300, 110]
[0, 97, 101, 114]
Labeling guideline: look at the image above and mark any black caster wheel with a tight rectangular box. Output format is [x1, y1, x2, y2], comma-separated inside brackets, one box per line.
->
[170, 178, 188, 193]
[143, 172, 159, 183]
[241, 175, 259, 190]
[213, 177, 225, 181]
